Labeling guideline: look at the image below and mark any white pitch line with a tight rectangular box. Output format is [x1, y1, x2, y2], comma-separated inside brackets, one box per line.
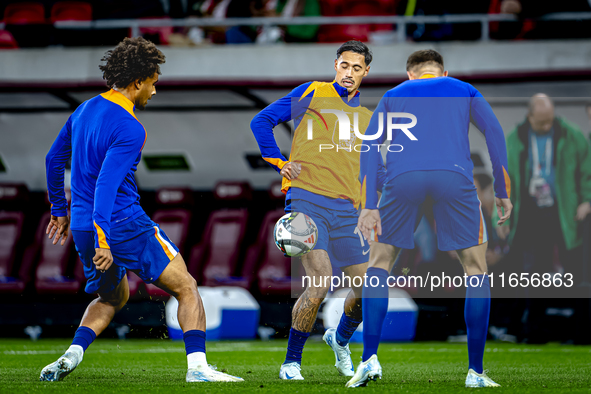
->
[3, 346, 324, 356]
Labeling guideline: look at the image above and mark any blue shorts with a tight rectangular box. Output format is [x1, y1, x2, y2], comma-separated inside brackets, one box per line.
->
[289, 199, 369, 269]
[378, 171, 487, 251]
[72, 213, 179, 294]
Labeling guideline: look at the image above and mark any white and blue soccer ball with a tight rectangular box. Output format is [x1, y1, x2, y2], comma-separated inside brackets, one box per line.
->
[273, 212, 318, 257]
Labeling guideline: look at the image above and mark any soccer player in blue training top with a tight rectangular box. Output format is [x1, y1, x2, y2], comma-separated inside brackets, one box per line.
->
[353, 49, 513, 388]
[41, 37, 242, 384]
[251, 40, 385, 380]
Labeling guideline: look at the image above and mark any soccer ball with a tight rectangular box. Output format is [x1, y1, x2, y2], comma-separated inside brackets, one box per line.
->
[273, 212, 318, 257]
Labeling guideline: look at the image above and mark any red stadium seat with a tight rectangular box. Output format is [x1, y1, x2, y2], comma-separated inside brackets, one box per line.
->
[3, 2, 46, 25]
[247, 208, 293, 295]
[188, 181, 251, 287]
[0, 212, 26, 293]
[50, 1, 93, 23]
[0, 29, 18, 49]
[223, 181, 288, 292]
[0, 183, 33, 294]
[138, 17, 173, 45]
[143, 187, 194, 299]
[34, 212, 84, 295]
[317, 0, 395, 42]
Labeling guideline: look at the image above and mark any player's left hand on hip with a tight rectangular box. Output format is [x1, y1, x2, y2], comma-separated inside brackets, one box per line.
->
[46, 215, 70, 246]
[358, 209, 381, 241]
[93, 248, 114, 272]
[575, 201, 591, 221]
[280, 162, 301, 181]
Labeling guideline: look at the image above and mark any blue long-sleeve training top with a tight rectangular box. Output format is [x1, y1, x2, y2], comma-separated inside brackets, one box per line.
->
[360, 76, 511, 210]
[46, 89, 147, 249]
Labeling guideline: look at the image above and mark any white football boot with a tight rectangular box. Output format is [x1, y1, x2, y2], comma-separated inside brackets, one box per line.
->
[323, 328, 354, 377]
[279, 362, 304, 380]
[186, 364, 244, 382]
[345, 354, 382, 388]
[465, 369, 501, 387]
[39, 348, 83, 381]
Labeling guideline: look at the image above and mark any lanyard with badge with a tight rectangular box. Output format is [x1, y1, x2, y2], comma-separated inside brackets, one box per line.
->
[528, 134, 554, 207]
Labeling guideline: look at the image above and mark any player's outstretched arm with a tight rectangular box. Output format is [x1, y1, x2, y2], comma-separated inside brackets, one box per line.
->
[45, 117, 73, 233]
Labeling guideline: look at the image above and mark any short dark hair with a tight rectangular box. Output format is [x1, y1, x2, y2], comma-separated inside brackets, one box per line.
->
[99, 37, 166, 89]
[336, 40, 372, 66]
[406, 49, 444, 72]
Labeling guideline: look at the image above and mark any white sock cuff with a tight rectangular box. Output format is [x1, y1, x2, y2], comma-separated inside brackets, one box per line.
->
[187, 352, 207, 369]
[67, 345, 84, 359]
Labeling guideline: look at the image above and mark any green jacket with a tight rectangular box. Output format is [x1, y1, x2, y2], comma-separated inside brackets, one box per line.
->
[494, 117, 591, 250]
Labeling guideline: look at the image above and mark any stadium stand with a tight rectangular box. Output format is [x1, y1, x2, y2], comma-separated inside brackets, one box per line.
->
[0, 184, 34, 294]
[250, 184, 294, 296]
[143, 187, 194, 299]
[0, 211, 26, 293]
[34, 211, 85, 295]
[317, 0, 395, 43]
[3, 2, 45, 24]
[50, 1, 92, 23]
[188, 181, 251, 287]
[241, 181, 285, 293]
[3, 1, 50, 47]
[0, 29, 18, 48]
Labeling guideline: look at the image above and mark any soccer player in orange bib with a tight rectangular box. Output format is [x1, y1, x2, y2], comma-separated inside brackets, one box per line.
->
[251, 41, 385, 380]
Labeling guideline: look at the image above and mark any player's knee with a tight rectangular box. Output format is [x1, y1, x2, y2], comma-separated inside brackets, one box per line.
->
[99, 291, 128, 311]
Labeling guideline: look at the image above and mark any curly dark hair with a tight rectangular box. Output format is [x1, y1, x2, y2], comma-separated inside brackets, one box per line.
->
[99, 37, 166, 89]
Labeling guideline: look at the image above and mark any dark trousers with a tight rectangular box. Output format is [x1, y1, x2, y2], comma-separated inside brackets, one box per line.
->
[509, 201, 591, 343]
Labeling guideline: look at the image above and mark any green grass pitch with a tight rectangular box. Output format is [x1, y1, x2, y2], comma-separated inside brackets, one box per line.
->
[1, 339, 590, 393]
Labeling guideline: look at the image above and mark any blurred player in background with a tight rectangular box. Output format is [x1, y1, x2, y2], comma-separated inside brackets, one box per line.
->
[251, 40, 384, 380]
[354, 49, 512, 388]
[42, 37, 242, 384]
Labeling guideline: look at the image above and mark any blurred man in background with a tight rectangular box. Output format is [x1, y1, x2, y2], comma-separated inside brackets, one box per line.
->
[495, 94, 591, 343]
[41, 37, 242, 383]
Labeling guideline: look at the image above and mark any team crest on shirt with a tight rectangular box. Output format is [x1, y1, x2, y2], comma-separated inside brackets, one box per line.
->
[331, 113, 356, 150]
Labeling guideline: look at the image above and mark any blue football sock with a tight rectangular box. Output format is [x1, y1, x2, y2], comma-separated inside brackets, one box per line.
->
[71, 326, 97, 352]
[284, 328, 310, 365]
[362, 267, 389, 362]
[336, 312, 362, 346]
[183, 330, 206, 355]
[465, 274, 491, 374]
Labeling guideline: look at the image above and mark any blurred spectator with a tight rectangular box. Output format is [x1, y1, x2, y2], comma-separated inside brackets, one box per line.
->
[275, 0, 320, 43]
[586, 101, 591, 135]
[491, 0, 591, 40]
[495, 94, 591, 272]
[494, 94, 591, 342]
[225, 0, 275, 44]
[403, 0, 490, 41]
